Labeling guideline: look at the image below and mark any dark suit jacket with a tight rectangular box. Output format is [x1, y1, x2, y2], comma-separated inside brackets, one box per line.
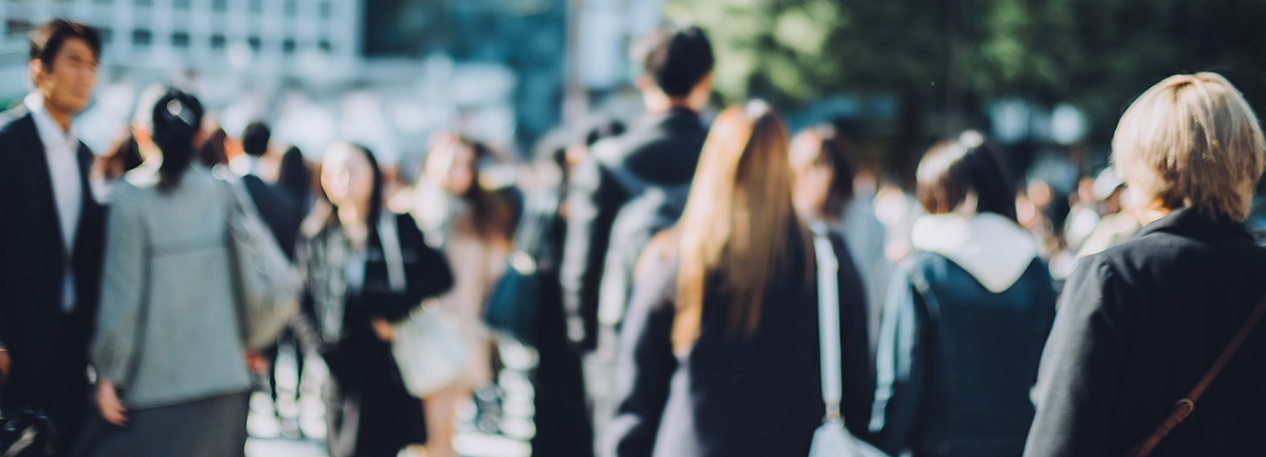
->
[242, 174, 301, 261]
[1025, 209, 1266, 457]
[560, 107, 707, 349]
[605, 226, 875, 457]
[0, 107, 104, 411]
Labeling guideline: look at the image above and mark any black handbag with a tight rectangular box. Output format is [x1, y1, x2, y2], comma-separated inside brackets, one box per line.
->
[0, 408, 56, 457]
[482, 192, 560, 348]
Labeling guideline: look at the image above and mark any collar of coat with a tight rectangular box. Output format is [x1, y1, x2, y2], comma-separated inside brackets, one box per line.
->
[1134, 207, 1253, 242]
[911, 212, 1039, 293]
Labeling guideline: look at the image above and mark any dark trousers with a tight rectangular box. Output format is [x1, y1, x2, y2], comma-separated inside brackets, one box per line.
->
[531, 285, 595, 457]
[1, 314, 92, 457]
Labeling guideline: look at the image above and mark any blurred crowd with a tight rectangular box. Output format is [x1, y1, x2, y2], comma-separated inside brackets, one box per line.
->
[4, 17, 1266, 457]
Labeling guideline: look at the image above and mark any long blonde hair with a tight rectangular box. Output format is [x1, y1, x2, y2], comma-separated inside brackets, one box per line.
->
[672, 101, 812, 353]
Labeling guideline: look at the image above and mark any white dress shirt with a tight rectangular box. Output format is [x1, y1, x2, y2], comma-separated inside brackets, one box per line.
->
[25, 93, 83, 314]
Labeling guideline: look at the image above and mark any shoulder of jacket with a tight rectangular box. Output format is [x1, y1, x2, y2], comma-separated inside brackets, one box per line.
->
[0, 108, 32, 138]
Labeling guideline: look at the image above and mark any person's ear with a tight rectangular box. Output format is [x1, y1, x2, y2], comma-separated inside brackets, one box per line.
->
[636, 74, 654, 90]
[29, 60, 46, 89]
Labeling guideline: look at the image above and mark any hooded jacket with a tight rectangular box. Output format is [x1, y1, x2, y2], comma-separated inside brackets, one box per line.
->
[869, 212, 1057, 457]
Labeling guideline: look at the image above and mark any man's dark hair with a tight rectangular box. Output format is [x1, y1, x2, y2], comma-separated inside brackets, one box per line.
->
[29, 19, 101, 69]
[241, 121, 271, 157]
[635, 25, 714, 98]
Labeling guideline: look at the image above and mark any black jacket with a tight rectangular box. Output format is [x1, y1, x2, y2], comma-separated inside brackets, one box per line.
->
[1025, 209, 1266, 457]
[605, 227, 874, 457]
[0, 108, 104, 411]
[561, 107, 707, 349]
[298, 213, 454, 457]
[871, 253, 1056, 457]
[242, 174, 301, 261]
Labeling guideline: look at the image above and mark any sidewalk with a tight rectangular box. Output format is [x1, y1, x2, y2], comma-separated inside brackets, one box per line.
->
[246, 339, 536, 457]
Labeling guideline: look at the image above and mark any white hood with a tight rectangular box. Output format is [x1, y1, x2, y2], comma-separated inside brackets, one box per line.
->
[911, 212, 1040, 293]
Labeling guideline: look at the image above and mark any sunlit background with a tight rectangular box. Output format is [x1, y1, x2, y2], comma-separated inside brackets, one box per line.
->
[3, 1, 1266, 455]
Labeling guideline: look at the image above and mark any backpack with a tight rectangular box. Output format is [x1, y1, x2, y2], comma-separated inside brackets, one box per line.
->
[596, 165, 691, 327]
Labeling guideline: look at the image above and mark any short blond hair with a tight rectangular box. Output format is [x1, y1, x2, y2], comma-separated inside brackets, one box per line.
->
[1113, 72, 1266, 221]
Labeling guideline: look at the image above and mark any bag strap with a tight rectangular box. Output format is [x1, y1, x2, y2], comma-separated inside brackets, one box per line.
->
[377, 211, 407, 294]
[1125, 290, 1266, 457]
[810, 221, 844, 423]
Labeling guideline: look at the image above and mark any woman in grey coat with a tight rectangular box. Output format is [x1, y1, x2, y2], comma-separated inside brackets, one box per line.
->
[73, 87, 252, 457]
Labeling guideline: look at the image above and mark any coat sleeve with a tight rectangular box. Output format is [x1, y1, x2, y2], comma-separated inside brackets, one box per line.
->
[834, 236, 877, 440]
[1023, 256, 1136, 457]
[91, 188, 148, 389]
[867, 262, 930, 455]
[560, 155, 627, 350]
[374, 214, 455, 323]
[603, 263, 678, 457]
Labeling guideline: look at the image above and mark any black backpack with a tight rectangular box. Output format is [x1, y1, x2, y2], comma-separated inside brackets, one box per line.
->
[0, 409, 56, 457]
[597, 166, 691, 328]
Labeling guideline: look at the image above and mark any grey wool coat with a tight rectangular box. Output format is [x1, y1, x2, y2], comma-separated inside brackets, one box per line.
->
[92, 165, 252, 410]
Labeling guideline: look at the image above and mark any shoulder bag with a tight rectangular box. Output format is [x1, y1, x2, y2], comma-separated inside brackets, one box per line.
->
[379, 211, 469, 398]
[214, 167, 302, 351]
[483, 191, 559, 348]
[807, 222, 891, 457]
[1122, 291, 1266, 457]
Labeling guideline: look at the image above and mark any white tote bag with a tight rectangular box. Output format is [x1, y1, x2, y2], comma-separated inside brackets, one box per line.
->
[377, 212, 469, 398]
[808, 223, 891, 457]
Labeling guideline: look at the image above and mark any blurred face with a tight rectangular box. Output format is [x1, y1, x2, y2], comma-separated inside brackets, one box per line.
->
[426, 140, 476, 196]
[789, 133, 833, 219]
[321, 144, 375, 211]
[31, 37, 98, 117]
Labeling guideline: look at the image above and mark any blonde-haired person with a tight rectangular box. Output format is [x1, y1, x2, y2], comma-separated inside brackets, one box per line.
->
[603, 102, 874, 457]
[1025, 73, 1266, 457]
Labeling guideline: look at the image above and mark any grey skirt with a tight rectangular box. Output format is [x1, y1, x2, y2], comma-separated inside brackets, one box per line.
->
[70, 392, 249, 457]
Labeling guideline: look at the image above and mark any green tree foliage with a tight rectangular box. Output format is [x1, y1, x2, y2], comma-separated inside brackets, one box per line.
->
[666, 0, 1266, 142]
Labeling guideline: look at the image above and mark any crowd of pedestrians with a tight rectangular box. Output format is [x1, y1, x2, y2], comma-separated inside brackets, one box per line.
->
[3, 17, 1266, 457]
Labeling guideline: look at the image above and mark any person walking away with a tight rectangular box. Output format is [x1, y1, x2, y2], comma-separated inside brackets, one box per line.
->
[407, 134, 514, 457]
[298, 142, 454, 457]
[0, 20, 105, 456]
[605, 102, 874, 457]
[73, 86, 252, 456]
[790, 125, 892, 350]
[232, 121, 306, 435]
[560, 25, 714, 446]
[1024, 73, 1266, 457]
[867, 131, 1058, 457]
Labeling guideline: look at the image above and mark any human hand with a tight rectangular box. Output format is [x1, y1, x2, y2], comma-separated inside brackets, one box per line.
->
[245, 351, 270, 375]
[0, 348, 10, 384]
[372, 318, 395, 342]
[96, 380, 128, 426]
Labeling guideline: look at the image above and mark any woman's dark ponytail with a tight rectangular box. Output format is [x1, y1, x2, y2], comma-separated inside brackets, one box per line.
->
[152, 87, 204, 192]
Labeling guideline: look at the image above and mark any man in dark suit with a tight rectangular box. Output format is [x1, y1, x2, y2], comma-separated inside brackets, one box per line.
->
[231, 120, 305, 436]
[0, 20, 104, 454]
[559, 24, 714, 447]
[233, 120, 301, 261]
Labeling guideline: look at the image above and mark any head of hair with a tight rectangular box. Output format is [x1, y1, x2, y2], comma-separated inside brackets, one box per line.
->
[794, 125, 860, 218]
[916, 130, 1017, 222]
[198, 127, 228, 166]
[277, 145, 311, 202]
[634, 25, 715, 98]
[322, 143, 385, 229]
[1112, 72, 1266, 221]
[150, 87, 204, 192]
[98, 131, 142, 181]
[432, 133, 513, 241]
[241, 121, 271, 157]
[673, 101, 811, 353]
[29, 20, 101, 75]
